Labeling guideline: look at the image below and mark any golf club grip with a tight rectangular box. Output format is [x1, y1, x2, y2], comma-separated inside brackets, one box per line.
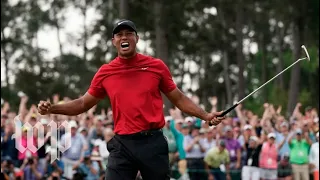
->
[218, 103, 239, 117]
[209, 103, 239, 126]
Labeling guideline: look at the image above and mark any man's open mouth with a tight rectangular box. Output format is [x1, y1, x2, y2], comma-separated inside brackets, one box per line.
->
[121, 42, 129, 50]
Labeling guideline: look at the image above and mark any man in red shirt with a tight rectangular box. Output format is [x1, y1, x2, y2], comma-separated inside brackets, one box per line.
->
[37, 19, 225, 180]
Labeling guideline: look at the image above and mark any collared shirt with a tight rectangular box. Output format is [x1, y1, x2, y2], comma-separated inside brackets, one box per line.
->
[224, 138, 241, 162]
[259, 142, 278, 169]
[289, 139, 310, 164]
[23, 165, 44, 180]
[183, 135, 205, 158]
[204, 147, 230, 168]
[88, 53, 176, 135]
[78, 161, 100, 180]
[309, 142, 319, 171]
[275, 131, 291, 157]
[61, 133, 86, 160]
[201, 138, 217, 155]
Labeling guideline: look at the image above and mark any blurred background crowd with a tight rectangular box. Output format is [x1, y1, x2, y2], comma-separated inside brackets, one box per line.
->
[1, 95, 319, 180]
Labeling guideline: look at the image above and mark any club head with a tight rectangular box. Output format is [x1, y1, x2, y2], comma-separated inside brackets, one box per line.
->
[301, 45, 310, 61]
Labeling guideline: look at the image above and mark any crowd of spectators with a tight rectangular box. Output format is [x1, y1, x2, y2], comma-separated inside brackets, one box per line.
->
[1, 94, 319, 180]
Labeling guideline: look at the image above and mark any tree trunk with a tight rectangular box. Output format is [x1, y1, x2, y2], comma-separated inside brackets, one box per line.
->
[235, 0, 245, 100]
[82, 1, 88, 62]
[223, 51, 233, 107]
[287, 19, 304, 116]
[154, 1, 171, 115]
[217, 1, 232, 107]
[259, 34, 267, 102]
[119, 0, 128, 19]
[275, 23, 285, 89]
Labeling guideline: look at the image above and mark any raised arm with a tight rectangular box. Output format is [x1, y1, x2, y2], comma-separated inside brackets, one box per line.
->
[38, 93, 101, 116]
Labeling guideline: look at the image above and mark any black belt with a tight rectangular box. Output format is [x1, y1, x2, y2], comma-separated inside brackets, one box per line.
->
[115, 129, 162, 139]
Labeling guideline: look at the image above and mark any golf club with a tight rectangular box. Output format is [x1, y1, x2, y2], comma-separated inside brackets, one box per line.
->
[209, 45, 310, 126]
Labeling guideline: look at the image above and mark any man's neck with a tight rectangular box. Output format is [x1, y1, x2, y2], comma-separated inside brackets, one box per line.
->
[119, 52, 137, 59]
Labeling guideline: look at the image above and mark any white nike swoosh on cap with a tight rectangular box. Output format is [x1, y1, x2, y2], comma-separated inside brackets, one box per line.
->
[118, 21, 127, 25]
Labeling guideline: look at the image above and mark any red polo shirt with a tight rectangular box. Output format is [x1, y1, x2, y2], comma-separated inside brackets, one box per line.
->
[87, 53, 176, 135]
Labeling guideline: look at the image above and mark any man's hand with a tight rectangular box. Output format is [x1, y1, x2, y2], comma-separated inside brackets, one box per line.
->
[37, 101, 52, 115]
[193, 136, 200, 144]
[206, 111, 225, 126]
[236, 162, 241, 169]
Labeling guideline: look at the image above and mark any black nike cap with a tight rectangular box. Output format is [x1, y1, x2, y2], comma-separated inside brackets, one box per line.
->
[112, 19, 137, 37]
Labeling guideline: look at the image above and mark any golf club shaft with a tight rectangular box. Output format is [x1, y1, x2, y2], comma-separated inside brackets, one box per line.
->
[217, 57, 307, 118]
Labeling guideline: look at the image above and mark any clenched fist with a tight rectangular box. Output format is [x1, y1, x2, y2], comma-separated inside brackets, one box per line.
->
[37, 101, 52, 115]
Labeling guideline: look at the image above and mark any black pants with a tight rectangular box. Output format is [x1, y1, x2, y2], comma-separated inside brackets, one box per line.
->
[105, 129, 170, 180]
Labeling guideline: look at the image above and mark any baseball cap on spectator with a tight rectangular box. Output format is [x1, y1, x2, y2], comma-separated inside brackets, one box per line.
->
[249, 136, 259, 142]
[193, 124, 201, 129]
[30, 114, 37, 121]
[209, 126, 216, 130]
[244, 124, 252, 130]
[165, 116, 172, 122]
[176, 119, 184, 124]
[199, 128, 207, 134]
[91, 150, 103, 161]
[267, 132, 276, 139]
[78, 127, 88, 133]
[181, 123, 189, 129]
[280, 122, 289, 128]
[281, 152, 290, 161]
[69, 120, 78, 128]
[185, 116, 194, 123]
[223, 125, 232, 132]
[305, 106, 312, 112]
[22, 127, 29, 132]
[112, 19, 137, 37]
[219, 140, 226, 147]
[96, 115, 105, 121]
[296, 129, 302, 135]
[84, 151, 91, 158]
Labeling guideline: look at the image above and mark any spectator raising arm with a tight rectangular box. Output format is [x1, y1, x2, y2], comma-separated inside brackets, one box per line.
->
[18, 96, 28, 120]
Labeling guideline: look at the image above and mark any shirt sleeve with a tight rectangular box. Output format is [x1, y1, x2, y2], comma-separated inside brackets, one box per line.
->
[158, 60, 176, 93]
[87, 65, 108, 99]
[236, 141, 242, 150]
[183, 136, 192, 150]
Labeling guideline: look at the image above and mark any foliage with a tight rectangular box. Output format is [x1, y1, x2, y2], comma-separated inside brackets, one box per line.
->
[1, 0, 319, 115]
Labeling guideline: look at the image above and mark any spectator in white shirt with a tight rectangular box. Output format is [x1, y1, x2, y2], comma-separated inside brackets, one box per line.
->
[201, 126, 217, 155]
[309, 132, 319, 180]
